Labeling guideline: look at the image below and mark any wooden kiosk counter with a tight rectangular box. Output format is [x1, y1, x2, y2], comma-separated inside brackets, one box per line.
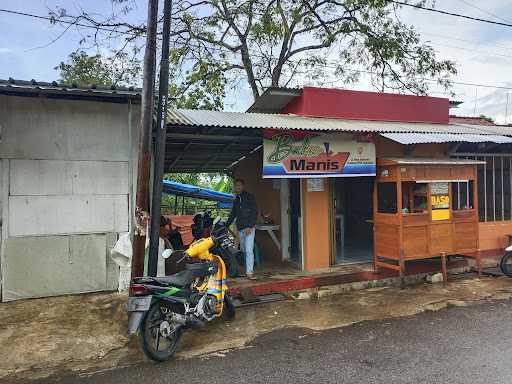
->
[373, 158, 484, 281]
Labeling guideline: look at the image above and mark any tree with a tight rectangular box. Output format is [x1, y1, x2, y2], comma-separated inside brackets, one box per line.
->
[168, 52, 227, 110]
[51, 0, 457, 100]
[479, 114, 495, 124]
[56, 50, 141, 87]
[164, 173, 233, 193]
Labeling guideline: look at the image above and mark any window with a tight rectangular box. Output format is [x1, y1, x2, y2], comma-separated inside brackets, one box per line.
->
[377, 182, 397, 213]
[453, 155, 512, 222]
[451, 181, 474, 210]
[402, 182, 428, 214]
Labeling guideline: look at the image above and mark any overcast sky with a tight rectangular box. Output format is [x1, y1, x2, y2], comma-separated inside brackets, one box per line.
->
[1, 0, 512, 122]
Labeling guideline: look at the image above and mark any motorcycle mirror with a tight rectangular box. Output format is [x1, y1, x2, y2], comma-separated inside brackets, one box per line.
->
[162, 249, 173, 259]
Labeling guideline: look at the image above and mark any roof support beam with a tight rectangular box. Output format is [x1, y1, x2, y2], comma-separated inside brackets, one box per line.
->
[167, 132, 261, 143]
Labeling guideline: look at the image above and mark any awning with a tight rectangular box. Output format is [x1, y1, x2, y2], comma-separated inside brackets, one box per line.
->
[380, 157, 486, 166]
[162, 180, 234, 205]
[381, 132, 512, 145]
[165, 108, 512, 172]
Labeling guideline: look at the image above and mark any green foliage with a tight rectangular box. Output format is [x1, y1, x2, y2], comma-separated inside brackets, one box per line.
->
[55, 50, 140, 87]
[479, 114, 495, 124]
[164, 173, 233, 193]
[162, 173, 233, 215]
[168, 50, 227, 110]
[169, 0, 456, 98]
[54, 0, 456, 106]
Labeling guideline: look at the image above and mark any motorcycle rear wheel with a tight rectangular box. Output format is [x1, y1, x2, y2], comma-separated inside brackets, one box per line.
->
[500, 252, 512, 277]
[140, 303, 182, 362]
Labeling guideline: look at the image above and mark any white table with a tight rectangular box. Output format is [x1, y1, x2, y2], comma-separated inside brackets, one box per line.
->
[255, 224, 281, 251]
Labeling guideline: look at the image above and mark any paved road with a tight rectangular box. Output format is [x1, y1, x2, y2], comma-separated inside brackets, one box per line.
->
[38, 299, 512, 384]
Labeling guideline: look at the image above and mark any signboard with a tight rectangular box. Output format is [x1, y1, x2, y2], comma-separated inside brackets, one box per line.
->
[262, 130, 376, 178]
[307, 178, 324, 192]
[431, 182, 450, 221]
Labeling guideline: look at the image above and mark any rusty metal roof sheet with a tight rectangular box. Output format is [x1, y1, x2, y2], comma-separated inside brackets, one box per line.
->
[381, 132, 512, 144]
[168, 109, 512, 135]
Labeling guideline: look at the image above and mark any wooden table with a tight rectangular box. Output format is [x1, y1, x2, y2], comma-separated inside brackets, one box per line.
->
[255, 224, 281, 251]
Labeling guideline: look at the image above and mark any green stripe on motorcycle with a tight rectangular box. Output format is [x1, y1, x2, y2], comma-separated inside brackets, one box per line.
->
[158, 287, 180, 297]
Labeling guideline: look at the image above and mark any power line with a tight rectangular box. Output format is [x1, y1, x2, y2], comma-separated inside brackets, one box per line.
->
[390, 0, 512, 28]
[427, 41, 512, 60]
[2, 7, 512, 92]
[0, 8, 139, 36]
[455, 0, 512, 24]
[419, 30, 512, 52]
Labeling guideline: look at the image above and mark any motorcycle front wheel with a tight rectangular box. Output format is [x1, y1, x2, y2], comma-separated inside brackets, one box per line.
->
[223, 294, 236, 320]
[140, 303, 182, 362]
[500, 252, 512, 277]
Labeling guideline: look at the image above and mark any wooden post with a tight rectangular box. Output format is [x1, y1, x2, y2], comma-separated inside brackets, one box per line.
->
[131, 0, 159, 281]
[147, 0, 173, 277]
[373, 180, 379, 273]
[441, 251, 447, 283]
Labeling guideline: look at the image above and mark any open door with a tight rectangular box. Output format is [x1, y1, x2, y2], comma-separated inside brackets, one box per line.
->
[332, 177, 374, 264]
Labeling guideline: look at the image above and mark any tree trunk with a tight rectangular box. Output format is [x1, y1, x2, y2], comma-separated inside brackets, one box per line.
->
[240, 45, 260, 101]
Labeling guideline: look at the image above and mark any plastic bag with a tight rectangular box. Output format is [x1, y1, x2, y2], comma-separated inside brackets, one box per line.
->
[111, 232, 132, 268]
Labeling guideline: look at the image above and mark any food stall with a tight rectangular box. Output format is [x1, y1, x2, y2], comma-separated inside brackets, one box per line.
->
[373, 158, 484, 281]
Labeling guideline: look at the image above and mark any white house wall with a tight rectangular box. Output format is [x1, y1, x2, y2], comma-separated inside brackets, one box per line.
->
[9, 194, 128, 237]
[0, 96, 130, 161]
[0, 95, 139, 301]
[10, 160, 129, 196]
[2, 234, 108, 300]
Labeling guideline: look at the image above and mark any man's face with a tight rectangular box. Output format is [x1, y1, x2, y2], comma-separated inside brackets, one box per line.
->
[159, 224, 170, 238]
[234, 181, 244, 195]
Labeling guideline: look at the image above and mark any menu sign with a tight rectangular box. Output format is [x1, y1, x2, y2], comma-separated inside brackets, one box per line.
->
[431, 182, 450, 221]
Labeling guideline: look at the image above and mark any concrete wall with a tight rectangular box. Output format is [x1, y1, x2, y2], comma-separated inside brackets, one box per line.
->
[0, 95, 140, 301]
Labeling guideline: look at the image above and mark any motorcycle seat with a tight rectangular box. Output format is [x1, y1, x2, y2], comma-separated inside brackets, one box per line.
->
[153, 270, 194, 288]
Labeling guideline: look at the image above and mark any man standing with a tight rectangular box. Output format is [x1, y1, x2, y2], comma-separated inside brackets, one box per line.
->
[226, 178, 258, 280]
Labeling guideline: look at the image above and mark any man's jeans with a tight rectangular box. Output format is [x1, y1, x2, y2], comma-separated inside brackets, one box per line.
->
[239, 227, 255, 275]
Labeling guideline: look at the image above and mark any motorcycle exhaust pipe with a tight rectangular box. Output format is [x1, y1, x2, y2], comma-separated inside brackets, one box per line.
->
[171, 313, 205, 329]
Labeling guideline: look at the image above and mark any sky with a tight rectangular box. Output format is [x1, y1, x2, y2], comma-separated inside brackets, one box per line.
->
[1, 0, 512, 122]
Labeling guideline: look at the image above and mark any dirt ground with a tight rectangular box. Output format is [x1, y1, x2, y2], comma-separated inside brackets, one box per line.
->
[2, 276, 512, 382]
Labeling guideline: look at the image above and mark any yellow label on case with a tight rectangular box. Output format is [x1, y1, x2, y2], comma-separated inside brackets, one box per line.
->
[432, 209, 450, 221]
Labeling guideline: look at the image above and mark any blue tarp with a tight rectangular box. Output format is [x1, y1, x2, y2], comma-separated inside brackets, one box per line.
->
[162, 180, 234, 208]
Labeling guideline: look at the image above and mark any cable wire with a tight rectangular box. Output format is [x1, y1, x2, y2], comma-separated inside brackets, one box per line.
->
[389, 0, 512, 28]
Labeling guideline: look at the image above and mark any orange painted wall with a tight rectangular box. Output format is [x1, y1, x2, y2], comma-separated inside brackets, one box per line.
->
[301, 178, 331, 270]
[479, 221, 512, 251]
[233, 150, 282, 261]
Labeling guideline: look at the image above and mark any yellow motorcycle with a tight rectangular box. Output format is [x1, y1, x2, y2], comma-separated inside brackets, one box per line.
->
[127, 218, 235, 362]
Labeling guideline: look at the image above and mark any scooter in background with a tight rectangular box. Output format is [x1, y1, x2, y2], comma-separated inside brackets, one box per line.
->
[500, 240, 512, 277]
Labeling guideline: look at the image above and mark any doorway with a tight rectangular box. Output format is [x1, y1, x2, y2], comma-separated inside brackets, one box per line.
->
[289, 179, 302, 266]
[332, 177, 374, 264]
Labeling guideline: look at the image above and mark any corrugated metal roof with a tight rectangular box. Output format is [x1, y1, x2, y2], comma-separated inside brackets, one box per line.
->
[381, 132, 512, 145]
[0, 78, 141, 102]
[382, 157, 486, 165]
[168, 109, 512, 135]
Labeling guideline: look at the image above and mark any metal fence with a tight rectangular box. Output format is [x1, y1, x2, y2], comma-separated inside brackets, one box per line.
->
[453, 154, 512, 222]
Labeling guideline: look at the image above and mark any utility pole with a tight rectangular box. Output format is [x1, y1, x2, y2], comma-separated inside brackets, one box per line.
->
[131, 0, 159, 281]
[148, 0, 173, 276]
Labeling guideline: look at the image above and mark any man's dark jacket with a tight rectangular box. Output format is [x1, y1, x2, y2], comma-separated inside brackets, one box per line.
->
[226, 191, 258, 230]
